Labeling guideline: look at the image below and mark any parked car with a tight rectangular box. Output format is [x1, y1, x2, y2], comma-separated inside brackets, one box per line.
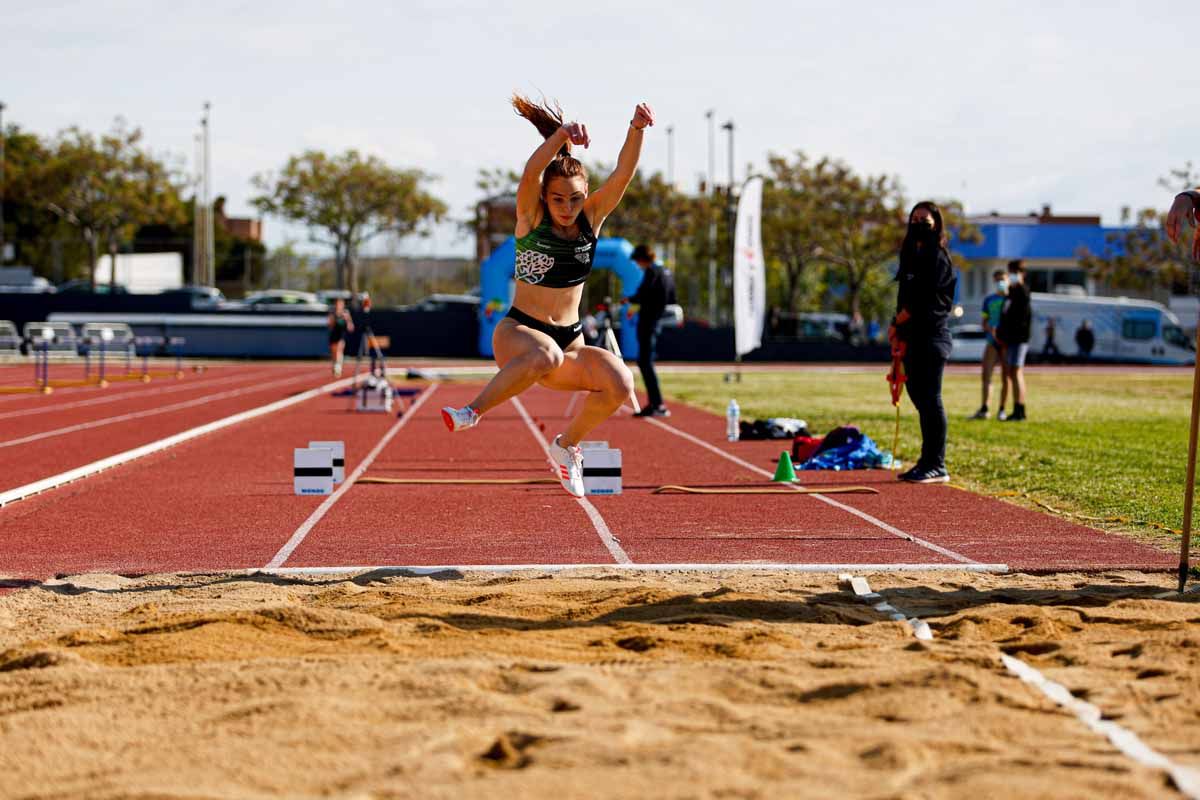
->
[949, 324, 988, 362]
[316, 289, 354, 306]
[57, 279, 129, 294]
[159, 285, 226, 309]
[0, 275, 56, 294]
[406, 293, 480, 313]
[237, 289, 328, 312]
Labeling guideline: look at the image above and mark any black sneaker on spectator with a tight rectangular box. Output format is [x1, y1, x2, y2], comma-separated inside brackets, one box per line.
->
[651, 405, 671, 417]
[997, 409, 1008, 421]
[633, 406, 656, 418]
[899, 466, 950, 484]
[970, 406, 988, 420]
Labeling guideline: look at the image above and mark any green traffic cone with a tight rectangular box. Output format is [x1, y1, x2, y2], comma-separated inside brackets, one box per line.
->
[772, 451, 797, 482]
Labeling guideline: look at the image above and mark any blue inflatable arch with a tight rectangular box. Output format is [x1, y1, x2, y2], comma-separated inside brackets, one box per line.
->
[478, 236, 645, 358]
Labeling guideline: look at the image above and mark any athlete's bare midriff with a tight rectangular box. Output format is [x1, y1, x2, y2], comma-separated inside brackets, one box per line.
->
[510, 280, 585, 327]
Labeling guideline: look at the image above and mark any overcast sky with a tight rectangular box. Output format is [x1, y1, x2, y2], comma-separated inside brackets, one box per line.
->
[5, 0, 1198, 258]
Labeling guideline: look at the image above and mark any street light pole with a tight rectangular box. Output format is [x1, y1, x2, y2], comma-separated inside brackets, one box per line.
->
[722, 119, 736, 275]
[705, 109, 717, 324]
[666, 124, 675, 187]
[202, 101, 214, 288]
[193, 132, 203, 286]
[0, 101, 7, 266]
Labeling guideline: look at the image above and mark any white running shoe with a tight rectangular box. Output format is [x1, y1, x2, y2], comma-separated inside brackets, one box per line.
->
[441, 406, 480, 432]
[549, 434, 585, 497]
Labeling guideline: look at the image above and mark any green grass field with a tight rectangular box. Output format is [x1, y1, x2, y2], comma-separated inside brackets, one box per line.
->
[650, 367, 1193, 548]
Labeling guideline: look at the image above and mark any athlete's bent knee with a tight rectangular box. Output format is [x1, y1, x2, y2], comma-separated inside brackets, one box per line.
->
[527, 346, 564, 376]
[605, 363, 635, 404]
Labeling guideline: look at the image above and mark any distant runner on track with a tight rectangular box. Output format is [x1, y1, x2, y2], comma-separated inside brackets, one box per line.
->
[441, 94, 654, 497]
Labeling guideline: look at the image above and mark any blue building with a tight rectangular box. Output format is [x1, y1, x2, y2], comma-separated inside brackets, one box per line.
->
[951, 207, 1132, 322]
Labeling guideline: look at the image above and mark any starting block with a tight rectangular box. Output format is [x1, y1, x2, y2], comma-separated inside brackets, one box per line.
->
[356, 379, 394, 413]
[309, 440, 345, 483]
[294, 447, 335, 495]
[580, 441, 622, 496]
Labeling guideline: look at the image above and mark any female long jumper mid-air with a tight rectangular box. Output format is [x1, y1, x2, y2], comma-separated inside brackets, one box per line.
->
[441, 94, 654, 497]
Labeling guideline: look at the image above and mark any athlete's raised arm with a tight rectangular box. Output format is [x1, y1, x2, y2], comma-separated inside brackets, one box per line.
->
[586, 103, 654, 231]
[512, 95, 589, 232]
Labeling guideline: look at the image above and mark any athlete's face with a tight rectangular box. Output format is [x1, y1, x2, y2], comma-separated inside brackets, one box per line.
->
[543, 176, 588, 227]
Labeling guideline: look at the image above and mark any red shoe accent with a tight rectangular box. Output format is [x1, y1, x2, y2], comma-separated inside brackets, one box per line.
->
[441, 408, 454, 431]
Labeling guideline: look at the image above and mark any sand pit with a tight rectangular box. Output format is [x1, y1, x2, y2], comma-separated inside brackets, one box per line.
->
[0, 569, 1197, 799]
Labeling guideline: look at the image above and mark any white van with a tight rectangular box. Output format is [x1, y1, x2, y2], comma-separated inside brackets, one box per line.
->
[1026, 293, 1194, 365]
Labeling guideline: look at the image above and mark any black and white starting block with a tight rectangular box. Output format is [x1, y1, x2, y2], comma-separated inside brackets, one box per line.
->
[294, 447, 335, 495]
[309, 441, 345, 483]
[580, 441, 622, 496]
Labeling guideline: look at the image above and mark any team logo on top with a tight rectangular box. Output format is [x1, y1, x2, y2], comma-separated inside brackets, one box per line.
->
[516, 249, 555, 284]
[574, 244, 592, 264]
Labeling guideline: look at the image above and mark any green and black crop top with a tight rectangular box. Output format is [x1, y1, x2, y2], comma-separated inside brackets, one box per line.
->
[514, 211, 597, 288]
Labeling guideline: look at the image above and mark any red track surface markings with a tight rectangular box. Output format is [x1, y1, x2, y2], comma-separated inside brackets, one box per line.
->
[0, 366, 335, 493]
[626, 398, 1175, 572]
[0, 364, 287, 420]
[279, 384, 623, 568]
[0, 385, 419, 578]
[516, 389, 952, 567]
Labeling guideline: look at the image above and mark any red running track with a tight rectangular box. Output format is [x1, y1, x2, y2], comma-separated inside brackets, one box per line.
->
[0, 379, 1176, 582]
[0, 364, 339, 493]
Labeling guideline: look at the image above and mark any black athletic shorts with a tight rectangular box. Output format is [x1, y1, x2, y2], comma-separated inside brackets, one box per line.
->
[505, 305, 582, 350]
[328, 329, 344, 345]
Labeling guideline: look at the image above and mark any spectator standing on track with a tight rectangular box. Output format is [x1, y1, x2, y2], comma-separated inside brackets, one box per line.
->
[625, 244, 674, 417]
[891, 200, 957, 483]
[996, 259, 1032, 421]
[971, 268, 1009, 420]
[327, 297, 354, 377]
[1075, 319, 1095, 362]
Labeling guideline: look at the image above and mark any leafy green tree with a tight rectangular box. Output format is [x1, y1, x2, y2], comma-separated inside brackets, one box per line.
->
[43, 120, 184, 288]
[1079, 164, 1197, 294]
[252, 150, 447, 292]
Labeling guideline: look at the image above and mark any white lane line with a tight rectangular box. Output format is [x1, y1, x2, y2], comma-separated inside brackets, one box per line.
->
[840, 574, 1200, 799]
[642, 415, 977, 565]
[261, 562, 1008, 576]
[0, 371, 322, 448]
[510, 396, 631, 565]
[263, 384, 439, 570]
[0, 367, 287, 421]
[0, 376, 354, 508]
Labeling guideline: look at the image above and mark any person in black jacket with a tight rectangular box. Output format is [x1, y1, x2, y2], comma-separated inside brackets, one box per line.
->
[625, 244, 673, 417]
[996, 259, 1032, 421]
[891, 201, 957, 483]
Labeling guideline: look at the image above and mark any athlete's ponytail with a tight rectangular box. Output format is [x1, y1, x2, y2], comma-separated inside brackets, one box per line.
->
[511, 93, 588, 189]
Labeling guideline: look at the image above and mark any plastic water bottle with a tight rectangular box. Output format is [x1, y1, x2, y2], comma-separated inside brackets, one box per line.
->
[726, 399, 740, 442]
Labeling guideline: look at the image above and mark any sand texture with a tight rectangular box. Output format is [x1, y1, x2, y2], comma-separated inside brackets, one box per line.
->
[0, 569, 1197, 799]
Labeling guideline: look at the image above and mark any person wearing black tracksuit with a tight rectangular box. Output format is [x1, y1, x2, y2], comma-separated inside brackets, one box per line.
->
[626, 244, 672, 417]
[891, 201, 957, 483]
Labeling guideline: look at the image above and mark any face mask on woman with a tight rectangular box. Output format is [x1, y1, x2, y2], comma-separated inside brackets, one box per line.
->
[995, 279, 1008, 293]
[910, 218, 939, 237]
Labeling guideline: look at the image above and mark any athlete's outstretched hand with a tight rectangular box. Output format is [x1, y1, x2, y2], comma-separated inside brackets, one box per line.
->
[560, 121, 589, 149]
[1167, 193, 1200, 261]
[631, 103, 655, 131]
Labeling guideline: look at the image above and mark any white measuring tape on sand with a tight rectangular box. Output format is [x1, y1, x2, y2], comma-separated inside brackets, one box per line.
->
[840, 573, 1200, 798]
[638, 413, 979, 565]
[510, 396, 631, 565]
[0, 374, 357, 508]
[264, 384, 438, 570]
